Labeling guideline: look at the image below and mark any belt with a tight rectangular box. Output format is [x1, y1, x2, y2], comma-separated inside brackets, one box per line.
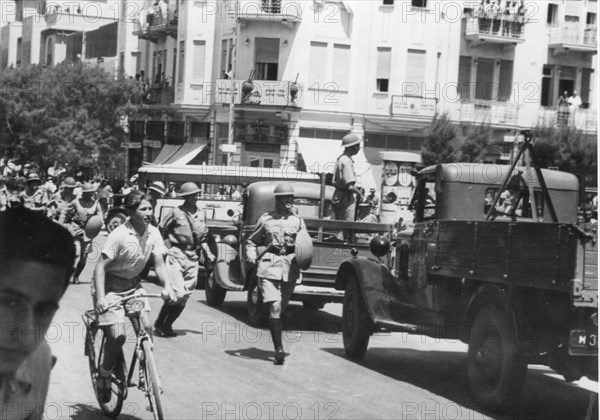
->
[266, 244, 296, 256]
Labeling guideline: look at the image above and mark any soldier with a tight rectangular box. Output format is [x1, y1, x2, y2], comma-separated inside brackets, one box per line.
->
[246, 183, 308, 365]
[19, 173, 49, 214]
[147, 181, 166, 226]
[155, 182, 214, 337]
[46, 177, 77, 221]
[332, 133, 364, 221]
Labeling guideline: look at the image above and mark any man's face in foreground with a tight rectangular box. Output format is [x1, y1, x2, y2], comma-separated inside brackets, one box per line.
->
[0, 261, 66, 375]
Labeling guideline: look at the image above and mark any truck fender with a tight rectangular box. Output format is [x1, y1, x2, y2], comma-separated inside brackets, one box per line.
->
[335, 257, 402, 325]
[460, 284, 519, 344]
[213, 243, 244, 291]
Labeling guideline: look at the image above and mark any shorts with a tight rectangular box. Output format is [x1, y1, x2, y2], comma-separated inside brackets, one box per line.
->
[166, 248, 199, 305]
[96, 288, 150, 326]
[259, 278, 296, 304]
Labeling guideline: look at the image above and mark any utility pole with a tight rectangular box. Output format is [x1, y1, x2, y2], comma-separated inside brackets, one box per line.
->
[226, 1, 239, 166]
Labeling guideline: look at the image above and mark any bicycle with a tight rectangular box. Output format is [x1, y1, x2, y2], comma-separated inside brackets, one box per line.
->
[82, 289, 165, 419]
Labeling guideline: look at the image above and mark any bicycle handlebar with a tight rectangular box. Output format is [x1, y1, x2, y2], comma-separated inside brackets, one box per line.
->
[96, 290, 192, 314]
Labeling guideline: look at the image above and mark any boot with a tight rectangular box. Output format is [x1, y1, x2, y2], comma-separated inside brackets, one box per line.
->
[269, 318, 285, 365]
[162, 305, 185, 337]
[153, 304, 171, 337]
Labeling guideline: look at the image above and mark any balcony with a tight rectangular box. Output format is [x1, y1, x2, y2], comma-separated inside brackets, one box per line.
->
[139, 84, 175, 106]
[548, 24, 597, 54]
[231, 0, 302, 25]
[458, 101, 520, 126]
[537, 107, 597, 132]
[133, 8, 178, 42]
[464, 14, 526, 45]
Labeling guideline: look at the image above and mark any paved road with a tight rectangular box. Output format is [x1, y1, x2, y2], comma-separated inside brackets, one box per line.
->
[44, 234, 598, 419]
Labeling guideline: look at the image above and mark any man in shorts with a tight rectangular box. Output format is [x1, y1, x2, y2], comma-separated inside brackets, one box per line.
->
[246, 183, 308, 365]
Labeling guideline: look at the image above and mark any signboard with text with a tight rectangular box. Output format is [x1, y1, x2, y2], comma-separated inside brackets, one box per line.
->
[234, 123, 288, 144]
[215, 79, 304, 107]
[391, 95, 437, 117]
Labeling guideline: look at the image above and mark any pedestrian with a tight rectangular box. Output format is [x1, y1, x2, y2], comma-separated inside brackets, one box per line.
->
[155, 182, 215, 337]
[43, 176, 57, 195]
[0, 207, 75, 419]
[557, 91, 570, 126]
[568, 90, 582, 116]
[19, 173, 49, 214]
[46, 177, 77, 221]
[97, 179, 113, 215]
[93, 190, 175, 403]
[147, 181, 166, 225]
[0, 177, 9, 211]
[60, 182, 103, 284]
[246, 182, 308, 365]
[332, 133, 364, 222]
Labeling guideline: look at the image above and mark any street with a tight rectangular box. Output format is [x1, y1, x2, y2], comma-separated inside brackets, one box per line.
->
[44, 234, 598, 420]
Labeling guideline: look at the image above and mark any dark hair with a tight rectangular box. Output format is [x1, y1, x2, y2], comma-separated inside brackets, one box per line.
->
[124, 190, 153, 211]
[0, 208, 76, 289]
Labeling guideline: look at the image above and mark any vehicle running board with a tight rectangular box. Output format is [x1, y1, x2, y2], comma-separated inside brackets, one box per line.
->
[292, 285, 344, 298]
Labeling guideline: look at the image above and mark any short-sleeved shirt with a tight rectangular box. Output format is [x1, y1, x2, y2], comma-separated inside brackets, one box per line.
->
[333, 154, 357, 190]
[160, 206, 208, 261]
[19, 188, 48, 211]
[101, 220, 166, 289]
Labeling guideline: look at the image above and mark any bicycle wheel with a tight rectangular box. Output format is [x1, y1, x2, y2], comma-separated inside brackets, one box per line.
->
[87, 326, 127, 417]
[141, 339, 164, 420]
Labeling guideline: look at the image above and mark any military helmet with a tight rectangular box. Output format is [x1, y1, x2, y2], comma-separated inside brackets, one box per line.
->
[148, 181, 166, 196]
[178, 182, 201, 197]
[27, 173, 41, 184]
[81, 182, 96, 193]
[273, 182, 294, 197]
[62, 177, 77, 188]
[341, 133, 361, 148]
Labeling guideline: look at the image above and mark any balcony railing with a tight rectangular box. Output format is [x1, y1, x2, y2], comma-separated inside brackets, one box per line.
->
[136, 83, 174, 106]
[537, 107, 597, 132]
[465, 15, 526, 43]
[549, 24, 597, 52]
[232, 0, 302, 23]
[459, 101, 520, 125]
[133, 8, 178, 41]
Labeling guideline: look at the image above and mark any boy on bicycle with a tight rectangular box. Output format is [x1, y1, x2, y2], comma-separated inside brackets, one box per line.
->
[93, 190, 175, 403]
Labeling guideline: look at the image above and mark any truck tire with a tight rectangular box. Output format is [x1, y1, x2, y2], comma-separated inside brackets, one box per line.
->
[302, 297, 325, 310]
[205, 272, 226, 307]
[342, 275, 373, 359]
[467, 299, 527, 410]
[247, 275, 267, 327]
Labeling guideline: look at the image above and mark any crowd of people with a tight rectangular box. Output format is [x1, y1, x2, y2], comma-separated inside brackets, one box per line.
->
[472, 0, 527, 37]
[557, 90, 583, 126]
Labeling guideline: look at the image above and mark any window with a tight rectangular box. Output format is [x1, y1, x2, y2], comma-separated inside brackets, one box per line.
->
[172, 48, 177, 82]
[457, 56, 472, 102]
[255, 38, 279, 80]
[332, 44, 351, 91]
[475, 58, 494, 100]
[547, 4, 558, 24]
[178, 41, 185, 84]
[581, 68, 594, 106]
[308, 42, 327, 85]
[405, 49, 426, 96]
[191, 122, 210, 140]
[564, 15, 579, 23]
[220, 39, 233, 78]
[192, 40, 206, 83]
[168, 122, 185, 145]
[484, 187, 544, 219]
[498, 60, 513, 101]
[411, 0, 427, 8]
[376, 47, 391, 93]
[587, 13, 596, 25]
[146, 121, 165, 140]
[261, 0, 281, 13]
[382, 0, 394, 4]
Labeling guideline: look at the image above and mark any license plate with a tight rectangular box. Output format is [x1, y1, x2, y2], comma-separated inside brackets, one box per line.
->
[570, 329, 598, 349]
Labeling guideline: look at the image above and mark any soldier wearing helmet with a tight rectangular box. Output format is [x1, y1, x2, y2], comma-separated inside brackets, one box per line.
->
[60, 182, 103, 284]
[19, 173, 49, 213]
[155, 182, 215, 337]
[246, 182, 308, 365]
[46, 177, 77, 221]
[332, 133, 364, 221]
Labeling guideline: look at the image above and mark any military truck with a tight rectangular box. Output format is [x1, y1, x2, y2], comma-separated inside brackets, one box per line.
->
[335, 136, 597, 409]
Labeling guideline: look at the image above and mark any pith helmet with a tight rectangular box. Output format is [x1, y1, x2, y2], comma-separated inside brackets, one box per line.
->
[178, 182, 201, 197]
[273, 182, 294, 197]
[62, 177, 77, 188]
[341, 133, 361, 148]
[27, 173, 41, 183]
[148, 181, 166, 196]
[81, 182, 96, 193]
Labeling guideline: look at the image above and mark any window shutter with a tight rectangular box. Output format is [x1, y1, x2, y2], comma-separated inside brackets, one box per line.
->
[377, 47, 391, 79]
[309, 41, 328, 85]
[406, 49, 426, 95]
[457, 56, 472, 102]
[192, 41, 206, 82]
[332, 44, 351, 91]
[498, 60, 513, 101]
[255, 38, 279, 63]
[475, 58, 494, 100]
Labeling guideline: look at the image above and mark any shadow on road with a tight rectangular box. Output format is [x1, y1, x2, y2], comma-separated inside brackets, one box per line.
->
[68, 402, 145, 420]
[322, 346, 598, 420]
[224, 347, 284, 364]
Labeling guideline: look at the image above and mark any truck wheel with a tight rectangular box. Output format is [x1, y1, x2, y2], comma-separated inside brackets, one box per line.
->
[105, 212, 126, 233]
[302, 297, 325, 310]
[247, 275, 267, 327]
[467, 300, 527, 410]
[342, 276, 373, 359]
[205, 272, 226, 307]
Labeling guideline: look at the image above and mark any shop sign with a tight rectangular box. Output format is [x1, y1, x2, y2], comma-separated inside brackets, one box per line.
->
[391, 95, 437, 117]
[215, 79, 303, 107]
[234, 123, 287, 144]
[121, 142, 142, 149]
[143, 140, 162, 148]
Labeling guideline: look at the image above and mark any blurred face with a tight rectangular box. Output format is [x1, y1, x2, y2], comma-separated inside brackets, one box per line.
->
[130, 199, 153, 226]
[276, 195, 294, 211]
[0, 261, 66, 375]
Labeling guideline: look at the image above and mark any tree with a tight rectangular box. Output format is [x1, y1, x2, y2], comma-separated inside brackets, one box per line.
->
[421, 113, 459, 166]
[0, 62, 141, 177]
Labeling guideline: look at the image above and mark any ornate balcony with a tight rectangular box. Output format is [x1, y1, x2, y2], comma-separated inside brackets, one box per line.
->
[537, 107, 597, 132]
[133, 9, 178, 42]
[458, 101, 520, 126]
[231, 0, 302, 25]
[548, 24, 597, 54]
[464, 15, 526, 45]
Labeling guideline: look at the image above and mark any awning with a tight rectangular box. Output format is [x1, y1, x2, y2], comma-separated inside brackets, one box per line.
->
[152, 145, 181, 165]
[296, 138, 377, 191]
[163, 143, 207, 165]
